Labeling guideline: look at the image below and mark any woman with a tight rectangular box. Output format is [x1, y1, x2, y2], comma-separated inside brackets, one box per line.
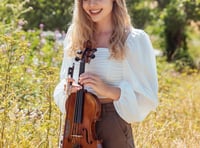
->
[54, 0, 158, 147]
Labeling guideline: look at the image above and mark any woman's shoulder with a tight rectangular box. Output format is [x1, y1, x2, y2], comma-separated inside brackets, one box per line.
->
[125, 27, 151, 48]
[126, 27, 149, 41]
[125, 27, 153, 54]
[63, 25, 73, 51]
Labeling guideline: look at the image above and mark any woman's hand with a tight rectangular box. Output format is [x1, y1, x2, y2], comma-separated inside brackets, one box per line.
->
[65, 77, 82, 94]
[79, 72, 121, 100]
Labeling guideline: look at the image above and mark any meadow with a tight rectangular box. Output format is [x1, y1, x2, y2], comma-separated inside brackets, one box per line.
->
[0, 28, 200, 148]
[133, 57, 200, 147]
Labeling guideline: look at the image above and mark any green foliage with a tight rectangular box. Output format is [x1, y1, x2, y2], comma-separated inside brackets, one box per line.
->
[0, 0, 32, 33]
[127, 0, 153, 29]
[174, 49, 196, 73]
[0, 1, 200, 147]
[21, 0, 73, 31]
[155, 0, 200, 66]
[185, 0, 200, 21]
[0, 24, 63, 147]
[163, 1, 187, 61]
[187, 26, 200, 69]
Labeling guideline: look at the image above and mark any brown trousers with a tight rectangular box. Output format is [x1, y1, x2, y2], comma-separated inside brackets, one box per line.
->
[96, 103, 135, 148]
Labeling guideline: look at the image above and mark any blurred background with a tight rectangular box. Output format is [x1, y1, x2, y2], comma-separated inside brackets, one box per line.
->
[0, 0, 200, 147]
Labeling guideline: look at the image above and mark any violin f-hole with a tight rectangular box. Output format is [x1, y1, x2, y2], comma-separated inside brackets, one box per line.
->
[82, 128, 93, 144]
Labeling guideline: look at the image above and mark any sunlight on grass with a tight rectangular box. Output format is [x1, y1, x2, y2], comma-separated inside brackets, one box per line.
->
[132, 57, 200, 147]
[187, 25, 200, 68]
[0, 27, 200, 148]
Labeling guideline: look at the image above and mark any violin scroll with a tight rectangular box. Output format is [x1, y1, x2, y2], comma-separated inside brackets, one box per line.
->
[75, 40, 97, 63]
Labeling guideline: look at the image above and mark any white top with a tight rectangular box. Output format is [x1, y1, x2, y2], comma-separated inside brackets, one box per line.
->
[53, 28, 158, 123]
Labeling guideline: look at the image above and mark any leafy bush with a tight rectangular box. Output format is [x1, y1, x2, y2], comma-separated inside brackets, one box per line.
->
[22, 0, 73, 31]
[0, 25, 63, 147]
[155, 0, 200, 65]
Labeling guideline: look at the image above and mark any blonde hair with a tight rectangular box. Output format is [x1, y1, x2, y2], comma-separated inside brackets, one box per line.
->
[68, 0, 132, 59]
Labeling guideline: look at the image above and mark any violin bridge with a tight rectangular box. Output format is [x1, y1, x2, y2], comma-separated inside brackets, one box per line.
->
[71, 134, 83, 138]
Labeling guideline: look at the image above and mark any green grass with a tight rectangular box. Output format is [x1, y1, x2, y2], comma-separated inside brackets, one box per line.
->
[1, 27, 200, 148]
[132, 57, 200, 147]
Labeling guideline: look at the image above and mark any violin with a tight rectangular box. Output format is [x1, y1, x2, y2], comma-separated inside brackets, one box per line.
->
[62, 41, 103, 148]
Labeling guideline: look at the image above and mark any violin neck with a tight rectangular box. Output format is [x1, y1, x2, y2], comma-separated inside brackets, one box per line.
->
[79, 60, 85, 77]
[74, 60, 85, 123]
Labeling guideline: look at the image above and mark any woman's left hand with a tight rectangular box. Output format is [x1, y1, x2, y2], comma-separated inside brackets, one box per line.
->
[79, 72, 120, 100]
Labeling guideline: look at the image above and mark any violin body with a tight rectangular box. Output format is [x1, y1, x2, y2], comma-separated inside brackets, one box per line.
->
[62, 91, 102, 148]
[62, 41, 102, 148]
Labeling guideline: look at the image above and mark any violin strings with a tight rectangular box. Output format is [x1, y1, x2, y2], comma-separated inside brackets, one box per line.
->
[76, 92, 80, 143]
[63, 99, 69, 142]
[77, 91, 82, 144]
[73, 93, 79, 143]
[73, 90, 82, 143]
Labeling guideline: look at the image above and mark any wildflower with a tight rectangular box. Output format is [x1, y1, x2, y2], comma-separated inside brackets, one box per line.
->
[39, 24, 44, 30]
[20, 55, 25, 63]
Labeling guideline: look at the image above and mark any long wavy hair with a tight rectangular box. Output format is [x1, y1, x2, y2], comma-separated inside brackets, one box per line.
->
[68, 0, 132, 59]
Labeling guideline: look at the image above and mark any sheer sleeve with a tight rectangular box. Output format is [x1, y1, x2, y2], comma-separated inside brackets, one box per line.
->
[113, 29, 159, 123]
[53, 29, 73, 113]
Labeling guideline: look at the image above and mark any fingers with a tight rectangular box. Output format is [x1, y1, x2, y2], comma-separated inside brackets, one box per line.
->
[67, 77, 74, 84]
[79, 72, 98, 79]
[70, 84, 82, 93]
[79, 72, 98, 85]
[66, 72, 101, 94]
[65, 78, 82, 94]
[67, 72, 109, 97]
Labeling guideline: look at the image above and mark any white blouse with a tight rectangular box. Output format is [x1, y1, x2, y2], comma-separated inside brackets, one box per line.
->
[53, 28, 158, 123]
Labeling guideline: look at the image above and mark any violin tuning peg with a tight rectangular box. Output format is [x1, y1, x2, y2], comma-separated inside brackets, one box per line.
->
[90, 54, 95, 59]
[76, 50, 82, 54]
[75, 57, 80, 61]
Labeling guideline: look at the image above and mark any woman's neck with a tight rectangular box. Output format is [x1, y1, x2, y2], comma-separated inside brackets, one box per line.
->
[95, 18, 113, 35]
[93, 17, 113, 48]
